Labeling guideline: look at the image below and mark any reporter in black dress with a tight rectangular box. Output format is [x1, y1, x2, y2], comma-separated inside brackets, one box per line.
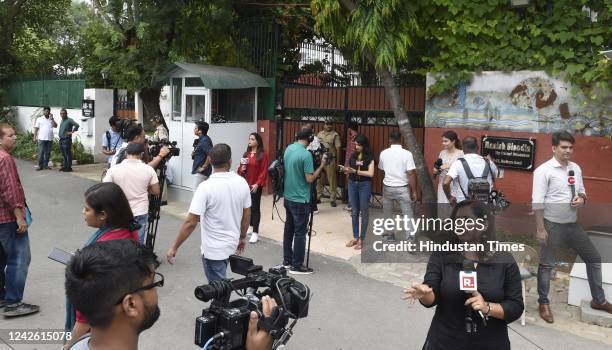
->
[402, 200, 523, 350]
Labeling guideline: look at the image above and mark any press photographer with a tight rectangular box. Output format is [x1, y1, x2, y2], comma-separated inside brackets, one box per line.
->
[110, 123, 170, 169]
[402, 200, 523, 350]
[194, 255, 310, 350]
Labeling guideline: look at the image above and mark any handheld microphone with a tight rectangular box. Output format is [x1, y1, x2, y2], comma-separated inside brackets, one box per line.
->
[433, 158, 443, 178]
[460, 260, 486, 332]
[568, 170, 576, 204]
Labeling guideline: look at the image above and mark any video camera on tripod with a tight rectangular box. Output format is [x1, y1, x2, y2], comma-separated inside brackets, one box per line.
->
[194, 255, 311, 350]
[145, 139, 179, 250]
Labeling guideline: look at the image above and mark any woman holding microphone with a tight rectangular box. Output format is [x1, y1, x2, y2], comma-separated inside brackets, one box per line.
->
[238, 132, 269, 243]
[433, 130, 463, 205]
[402, 200, 523, 350]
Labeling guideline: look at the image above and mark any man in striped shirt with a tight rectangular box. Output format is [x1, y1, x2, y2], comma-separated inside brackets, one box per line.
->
[0, 123, 39, 317]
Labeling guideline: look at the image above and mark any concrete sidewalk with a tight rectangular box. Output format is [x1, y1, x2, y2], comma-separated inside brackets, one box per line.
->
[67, 162, 612, 346]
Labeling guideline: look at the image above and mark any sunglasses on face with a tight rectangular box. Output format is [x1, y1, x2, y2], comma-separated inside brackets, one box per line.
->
[115, 272, 164, 305]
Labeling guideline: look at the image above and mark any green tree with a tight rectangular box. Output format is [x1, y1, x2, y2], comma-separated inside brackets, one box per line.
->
[312, 0, 437, 203]
[79, 0, 235, 119]
[414, 0, 611, 97]
[0, 0, 71, 103]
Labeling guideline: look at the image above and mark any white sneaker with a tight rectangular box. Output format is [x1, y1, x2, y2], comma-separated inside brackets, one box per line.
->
[247, 226, 253, 234]
[249, 232, 259, 243]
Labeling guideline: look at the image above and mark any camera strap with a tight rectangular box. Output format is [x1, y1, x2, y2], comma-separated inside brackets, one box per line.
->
[258, 306, 289, 339]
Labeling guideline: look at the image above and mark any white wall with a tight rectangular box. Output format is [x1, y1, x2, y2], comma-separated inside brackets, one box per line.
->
[83, 89, 114, 163]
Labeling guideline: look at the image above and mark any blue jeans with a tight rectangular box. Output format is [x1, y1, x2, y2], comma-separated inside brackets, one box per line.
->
[201, 255, 228, 283]
[134, 214, 149, 244]
[59, 137, 72, 169]
[283, 199, 310, 268]
[348, 180, 372, 240]
[37, 140, 52, 169]
[0, 222, 31, 304]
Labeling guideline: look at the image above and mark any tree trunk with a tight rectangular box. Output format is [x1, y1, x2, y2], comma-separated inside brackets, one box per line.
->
[337, 0, 436, 204]
[376, 67, 436, 204]
[139, 86, 162, 130]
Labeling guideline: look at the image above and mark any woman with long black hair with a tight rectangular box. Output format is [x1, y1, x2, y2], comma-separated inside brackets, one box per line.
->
[64, 182, 140, 349]
[402, 200, 523, 350]
[238, 132, 269, 243]
[433, 130, 463, 204]
[343, 134, 375, 250]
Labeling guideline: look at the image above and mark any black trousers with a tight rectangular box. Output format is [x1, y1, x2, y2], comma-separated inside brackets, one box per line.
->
[250, 187, 263, 232]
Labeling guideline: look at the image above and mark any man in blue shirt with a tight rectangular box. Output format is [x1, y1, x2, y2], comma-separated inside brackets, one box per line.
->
[101, 116, 123, 167]
[282, 128, 326, 274]
[192, 121, 213, 190]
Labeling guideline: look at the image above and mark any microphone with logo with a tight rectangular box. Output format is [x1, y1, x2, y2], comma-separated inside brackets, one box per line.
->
[460, 260, 486, 334]
[568, 170, 576, 205]
[433, 158, 443, 178]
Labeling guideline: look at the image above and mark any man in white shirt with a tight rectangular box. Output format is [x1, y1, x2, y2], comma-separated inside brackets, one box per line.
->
[443, 136, 498, 204]
[532, 131, 611, 323]
[103, 143, 160, 243]
[378, 131, 417, 240]
[32, 106, 57, 170]
[166, 144, 251, 282]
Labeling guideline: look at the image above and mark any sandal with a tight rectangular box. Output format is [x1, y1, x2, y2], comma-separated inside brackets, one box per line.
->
[346, 239, 358, 247]
[354, 240, 363, 250]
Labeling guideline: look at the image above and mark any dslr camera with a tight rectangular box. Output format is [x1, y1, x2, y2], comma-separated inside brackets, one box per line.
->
[194, 255, 310, 350]
[148, 139, 180, 159]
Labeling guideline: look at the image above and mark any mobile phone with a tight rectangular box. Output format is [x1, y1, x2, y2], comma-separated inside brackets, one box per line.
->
[48, 248, 74, 265]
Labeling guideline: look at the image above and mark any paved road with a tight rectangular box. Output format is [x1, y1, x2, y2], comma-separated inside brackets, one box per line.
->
[1, 160, 609, 350]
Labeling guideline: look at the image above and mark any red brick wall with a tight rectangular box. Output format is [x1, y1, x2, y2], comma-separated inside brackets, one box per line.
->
[424, 128, 612, 204]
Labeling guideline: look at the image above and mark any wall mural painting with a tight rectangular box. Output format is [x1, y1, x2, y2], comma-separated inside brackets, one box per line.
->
[426, 71, 612, 137]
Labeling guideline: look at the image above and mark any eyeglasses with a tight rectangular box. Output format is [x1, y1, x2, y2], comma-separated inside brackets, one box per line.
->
[115, 272, 164, 305]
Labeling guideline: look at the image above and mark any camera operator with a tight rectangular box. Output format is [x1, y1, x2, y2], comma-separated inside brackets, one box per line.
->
[402, 200, 523, 350]
[166, 144, 251, 282]
[192, 121, 213, 190]
[282, 128, 327, 274]
[110, 123, 169, 169]
[101, 116, 124, 167]
[66, 240, 275, 350]
[443, 136, 499, 204]
[103, 143, 160, 244]
[316, 120, 341, 207]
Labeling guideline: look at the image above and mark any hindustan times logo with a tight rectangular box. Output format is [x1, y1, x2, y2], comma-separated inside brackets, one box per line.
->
[372, 215, 487, 236]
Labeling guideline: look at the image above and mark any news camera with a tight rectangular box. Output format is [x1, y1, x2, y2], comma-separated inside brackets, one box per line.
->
[194, 255, 310, 350]
[148, 139, 180, 159]
[310, 143, 332, 168]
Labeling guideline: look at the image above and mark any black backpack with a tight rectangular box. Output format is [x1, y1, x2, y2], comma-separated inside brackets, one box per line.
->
[268, 156, 284, 204]
[458, 158, 492, 202]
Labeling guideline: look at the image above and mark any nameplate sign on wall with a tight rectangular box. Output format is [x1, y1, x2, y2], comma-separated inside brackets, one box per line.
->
[481, 136, 536, 171]
[82, 99, 95, 118]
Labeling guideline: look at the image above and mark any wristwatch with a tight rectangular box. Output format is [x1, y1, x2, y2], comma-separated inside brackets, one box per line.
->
[484, 302, 491, 320]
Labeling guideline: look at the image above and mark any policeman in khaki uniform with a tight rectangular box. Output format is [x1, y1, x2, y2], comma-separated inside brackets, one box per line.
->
[316, 120, 342, 207]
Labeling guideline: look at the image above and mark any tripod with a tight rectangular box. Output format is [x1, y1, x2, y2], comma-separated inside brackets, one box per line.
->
[305, 181, 317, 268]
[145, 158, 168, 250]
